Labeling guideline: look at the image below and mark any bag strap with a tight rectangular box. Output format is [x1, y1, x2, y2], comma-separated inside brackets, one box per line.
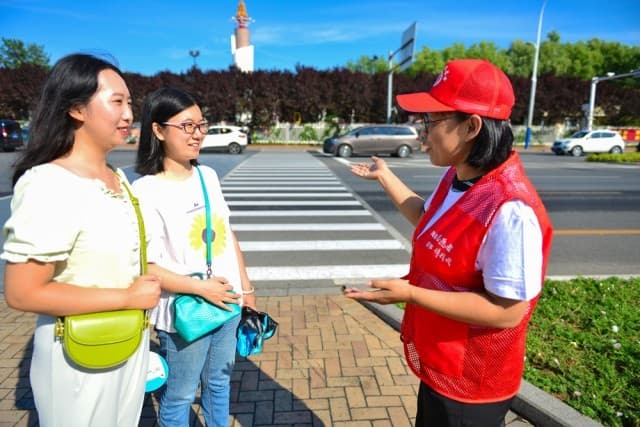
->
[195, 167, 213, 279]
[118, 173, 151, 328]
[55, 168, 150, 338]
[119, 172, 147, 275]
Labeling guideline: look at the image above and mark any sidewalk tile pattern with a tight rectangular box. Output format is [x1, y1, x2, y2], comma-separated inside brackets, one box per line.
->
[0, 298, 532, 426]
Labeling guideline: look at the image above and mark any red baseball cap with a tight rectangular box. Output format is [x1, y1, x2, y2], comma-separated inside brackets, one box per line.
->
[396, 59, 515, 120]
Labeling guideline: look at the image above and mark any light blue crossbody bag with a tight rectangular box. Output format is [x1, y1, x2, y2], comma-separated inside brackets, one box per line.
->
[173, 167, 241, 343]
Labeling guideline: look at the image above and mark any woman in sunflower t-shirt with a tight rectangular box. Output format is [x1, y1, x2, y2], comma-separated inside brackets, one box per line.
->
[132, 87, 256, 427]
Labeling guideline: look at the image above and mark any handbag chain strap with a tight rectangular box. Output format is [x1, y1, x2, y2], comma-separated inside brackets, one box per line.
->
[195, 166, 213, 279]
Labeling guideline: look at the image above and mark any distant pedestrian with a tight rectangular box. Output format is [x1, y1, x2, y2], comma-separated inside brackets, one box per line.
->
[133, 87, 256, 426]
[1, 53, 161, 426]
[345, 59, 553, 426]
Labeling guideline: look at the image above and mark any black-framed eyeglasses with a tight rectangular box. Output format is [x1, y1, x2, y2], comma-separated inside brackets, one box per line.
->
[162, 121, 209, 135]
[422, 114, 456, 131]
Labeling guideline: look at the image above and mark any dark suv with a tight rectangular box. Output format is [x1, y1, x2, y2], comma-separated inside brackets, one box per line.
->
[1, 119, 24, 152]
[323, 124, 421, 158]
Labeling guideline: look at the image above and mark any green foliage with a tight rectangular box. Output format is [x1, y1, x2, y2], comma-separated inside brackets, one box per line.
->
[346, 55, 388, 74]
[2, 34, 639, 126]
[397, 277, 640, 426]
[321, 114, 342, 139]
[586, 152, 640, 163]
[525, 277, 640, 426]
[379, 31, 640, 82]
[299, 125, 319, 141]
[0, 38, 49, 69]
[268, 127, 281, 143]
[406, 46, 445, 77]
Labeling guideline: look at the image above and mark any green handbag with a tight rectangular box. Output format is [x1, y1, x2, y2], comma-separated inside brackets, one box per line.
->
[55, 173, 149, 370]
[55, 309, 148, 369]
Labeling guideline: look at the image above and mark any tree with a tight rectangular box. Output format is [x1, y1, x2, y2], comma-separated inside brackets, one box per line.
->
[0, 38, 50, 69]
[406, 47, 445, 77]
[506, 40, 536, 77]
[347, 55, 388, 75]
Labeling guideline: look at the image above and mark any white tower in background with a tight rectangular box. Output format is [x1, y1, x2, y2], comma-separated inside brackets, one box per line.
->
[231, 0, 254, 72]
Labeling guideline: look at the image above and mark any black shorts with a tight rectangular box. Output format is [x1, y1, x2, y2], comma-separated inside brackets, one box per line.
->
[415, 381, 514, 427]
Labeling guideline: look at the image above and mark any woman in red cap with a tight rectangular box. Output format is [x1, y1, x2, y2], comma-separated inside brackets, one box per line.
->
[345, 59, 553, 426]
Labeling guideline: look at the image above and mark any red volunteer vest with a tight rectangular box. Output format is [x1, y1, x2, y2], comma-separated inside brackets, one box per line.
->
[401, 151, 553, 403]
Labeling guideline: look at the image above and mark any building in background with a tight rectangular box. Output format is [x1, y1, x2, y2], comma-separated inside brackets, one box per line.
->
[231, 0, 254, 72]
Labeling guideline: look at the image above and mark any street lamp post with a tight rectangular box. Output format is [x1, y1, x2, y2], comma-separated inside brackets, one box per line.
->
[587, 69, 640, 130]
[387, 51, 393, 123]
[189, 50, 200, 68]
[524, 0, 547, 149]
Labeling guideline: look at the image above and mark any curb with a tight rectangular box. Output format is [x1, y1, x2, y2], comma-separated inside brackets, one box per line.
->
[359, 301, 604, 427]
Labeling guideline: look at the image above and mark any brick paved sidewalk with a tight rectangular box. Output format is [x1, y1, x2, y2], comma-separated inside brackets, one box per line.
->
[0, 296, 533, 426]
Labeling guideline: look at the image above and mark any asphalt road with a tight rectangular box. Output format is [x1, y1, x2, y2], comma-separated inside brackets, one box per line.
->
[1, 147, 639, 293]
[319, 149, 640, 278]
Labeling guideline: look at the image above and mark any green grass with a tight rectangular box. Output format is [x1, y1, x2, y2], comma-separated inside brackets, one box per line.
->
[525, 277, 639, 427]
[395, 276, 640, 426]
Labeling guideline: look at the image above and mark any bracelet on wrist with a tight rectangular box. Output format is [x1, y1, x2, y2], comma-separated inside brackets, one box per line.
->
[241, 287, 255, 295]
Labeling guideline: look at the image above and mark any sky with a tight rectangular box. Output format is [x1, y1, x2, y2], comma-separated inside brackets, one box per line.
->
[1, 0, 639, 76]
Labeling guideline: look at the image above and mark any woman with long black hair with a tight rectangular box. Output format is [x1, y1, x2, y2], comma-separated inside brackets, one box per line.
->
[2, 53, 160, 426]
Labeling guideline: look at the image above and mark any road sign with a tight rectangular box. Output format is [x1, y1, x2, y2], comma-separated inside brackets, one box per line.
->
[396, 22, 417, 71]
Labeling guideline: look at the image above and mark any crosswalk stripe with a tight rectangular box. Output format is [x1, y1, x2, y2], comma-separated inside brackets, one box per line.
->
[232, 223, 385, 231]
[231, 210, 372, 217]
[224, 192, 353, 198]
[222, 151, 410, 284]
[228, 172, 334, 176]
[223, 186, 346, 190]
[224, 178, 339, 182]
[246, 264, 409, 281]
[227, 200, 361, 206]
[240, 240, 404, 251]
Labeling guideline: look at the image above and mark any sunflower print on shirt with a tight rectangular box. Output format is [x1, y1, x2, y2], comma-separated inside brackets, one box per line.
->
[189, 212, 227, 258]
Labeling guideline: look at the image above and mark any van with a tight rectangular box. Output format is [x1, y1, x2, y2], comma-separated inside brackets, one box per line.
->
[323, 124, 421, 158]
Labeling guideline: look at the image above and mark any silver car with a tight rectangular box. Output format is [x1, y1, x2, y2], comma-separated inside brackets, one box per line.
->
[323, 124, 422, 158]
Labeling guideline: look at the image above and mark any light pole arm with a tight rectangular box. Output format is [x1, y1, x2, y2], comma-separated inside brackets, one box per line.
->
[586, 69, 640, 130]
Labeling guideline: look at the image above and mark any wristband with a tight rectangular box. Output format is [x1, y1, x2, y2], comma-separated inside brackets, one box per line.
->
[241, 287, 255, 295]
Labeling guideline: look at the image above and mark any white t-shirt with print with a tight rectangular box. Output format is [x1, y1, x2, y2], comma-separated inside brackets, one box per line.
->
[132, 166, 241, 332]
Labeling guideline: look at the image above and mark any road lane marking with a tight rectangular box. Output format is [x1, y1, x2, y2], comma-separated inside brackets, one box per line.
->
[540, 191, 622, 195]
[555, 229, 640, 235]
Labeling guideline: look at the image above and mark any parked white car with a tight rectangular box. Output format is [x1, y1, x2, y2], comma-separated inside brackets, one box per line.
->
[551, 130, 625, 156]
[201, 125, 247, 154]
